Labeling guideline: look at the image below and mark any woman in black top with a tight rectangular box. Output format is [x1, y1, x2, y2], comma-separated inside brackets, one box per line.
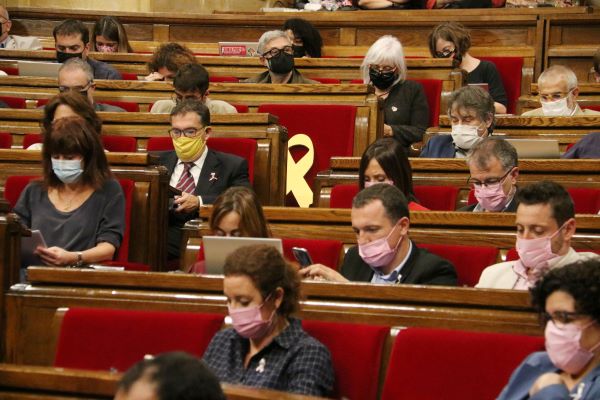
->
[429, 22, 508, 114]
[361, 35, 430, 154]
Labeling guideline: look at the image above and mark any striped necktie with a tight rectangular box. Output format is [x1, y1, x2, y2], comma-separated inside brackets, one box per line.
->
[176, 162, 196, 194]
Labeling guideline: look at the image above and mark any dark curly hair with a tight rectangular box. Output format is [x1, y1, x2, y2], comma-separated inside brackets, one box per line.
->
[147, 43, 197, 75]
[224, 244, 301, 318]
[531, 258, 600, 324]
[516, 181, 574, 227]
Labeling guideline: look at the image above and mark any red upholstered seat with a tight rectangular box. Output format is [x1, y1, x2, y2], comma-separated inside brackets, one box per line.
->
[99, 100, 140, 112]
[302, 320, 388, 400]
[54, 307, 224, 371]
[232, 104, 249, 113]
[36, 98, 48, 108]
[582, 105, 600, 112]
[413, 185, 459, 211]
[282, 237, 343, 270]
[146, 136, 173, 151]
[257, 104, 356, 205]
[309, 77, 342, 84]
[478, 57, 523, 114]
[415, 79, 442, 127]
[22, 133, 42, 149]
[567, 187, 600, 214]
[0, 96, 26, 109]
[0, 66, 19, 75]
[209, 76, 239, 83]
[381, 327, 544, 400]
[4, 175, 40, 208]
[101, 135, 137, 152]
[119, 72, 138, 81]
[418, 243, 499, 287]
[0, 132, 12, 149]
[330, 183, 359, 208]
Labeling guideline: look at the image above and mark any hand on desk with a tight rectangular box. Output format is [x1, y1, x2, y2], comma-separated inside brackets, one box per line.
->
[36, 246, 76, 266]
[299, 264, 349, 283]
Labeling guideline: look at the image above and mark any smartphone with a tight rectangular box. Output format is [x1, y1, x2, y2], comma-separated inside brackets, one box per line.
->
[292, 247, 313, 268]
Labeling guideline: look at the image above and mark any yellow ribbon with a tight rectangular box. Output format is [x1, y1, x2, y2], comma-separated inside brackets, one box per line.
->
[286, 134, 314, 208]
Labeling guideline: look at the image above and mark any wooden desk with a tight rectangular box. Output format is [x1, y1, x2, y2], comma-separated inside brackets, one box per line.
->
[0, 150, 169, 271]
[4, 267, 540, 366]
[0, 363, 327, 400]
[314, 157, 600, 208]
[0, 109, 287, 207]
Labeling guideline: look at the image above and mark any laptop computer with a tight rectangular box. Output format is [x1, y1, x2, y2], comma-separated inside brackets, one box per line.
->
[505, 138, 561, 159]
[218, 42, 260, 57]
[202, 236, 283, 275]
[17, 61, 62, 78]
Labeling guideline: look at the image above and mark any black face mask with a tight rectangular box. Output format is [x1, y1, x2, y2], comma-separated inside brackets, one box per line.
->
[56, 50, 84, 64]
[436, 48, 462, 67]
[268, 52, 295, 75]
[369, 68, 397, 90]
[292, 45, 306, 58]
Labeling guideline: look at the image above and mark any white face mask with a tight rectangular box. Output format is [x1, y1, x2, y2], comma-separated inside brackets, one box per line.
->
[451, 124, 483, 151]
[541, 97, 573, 117]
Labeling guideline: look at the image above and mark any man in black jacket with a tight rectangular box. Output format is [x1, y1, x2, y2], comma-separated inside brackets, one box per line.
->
[300, 184, 457, 285]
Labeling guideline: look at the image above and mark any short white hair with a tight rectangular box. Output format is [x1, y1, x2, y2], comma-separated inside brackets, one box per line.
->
[59, 58, 94, 83]
[538, 65, 578, 91]
[257, 30, 290, 56]
[360, 35, 407, 85]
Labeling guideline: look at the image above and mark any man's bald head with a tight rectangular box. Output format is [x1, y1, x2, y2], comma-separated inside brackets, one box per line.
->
[0, 6, 9, 20]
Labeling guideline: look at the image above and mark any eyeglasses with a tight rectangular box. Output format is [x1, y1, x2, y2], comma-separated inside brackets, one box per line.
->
[262, 45, 293, 59]
[168, 126, 206, 139]
[467, 167, 514, 188]
[171, 92, 203, 104]
[369, 65, 397, 74]
[539, 89, 574, 103]
[58, 81, 93, 94]
[542, 311, 583, 328]
[434, 48, 456, 58]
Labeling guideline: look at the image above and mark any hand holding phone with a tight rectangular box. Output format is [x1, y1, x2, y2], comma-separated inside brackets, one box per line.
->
[292, 247, 313, 268]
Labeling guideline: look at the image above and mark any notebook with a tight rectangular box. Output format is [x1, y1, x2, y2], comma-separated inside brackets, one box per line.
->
[218, 42, 260, 57]
[505, 138, 561, 159]
[202, 236, 283, 275]
[17, 60, 62, 78]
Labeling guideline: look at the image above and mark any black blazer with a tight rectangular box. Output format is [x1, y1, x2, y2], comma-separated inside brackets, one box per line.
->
[158, 149, 250, 224]
[341, 241, 458, 286]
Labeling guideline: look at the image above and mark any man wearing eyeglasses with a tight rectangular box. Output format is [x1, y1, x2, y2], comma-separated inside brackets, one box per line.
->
[244, 30, 317, 84]
[157, 99, 250, 260]
[150, 63, 237, 115]
[522, 65, 600, 117]
[0, 6, 41, 50]
[58, 58, 125, 112]
[460, 137, 519, 212]
[476, 181, 599, 290]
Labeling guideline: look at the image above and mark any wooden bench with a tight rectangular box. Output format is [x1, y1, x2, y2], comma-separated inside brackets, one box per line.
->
[0, 363, 327, 400]
[0, 150, 169, 271]
[313, 157, 600, 209]
[0, 109, 287, 207]
[3, 267, 541, 367]
[520, 82, 600, 114]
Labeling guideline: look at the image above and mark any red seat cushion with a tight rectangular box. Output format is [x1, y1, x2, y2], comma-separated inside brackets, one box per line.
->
[415, 79, 442, 127]
[22, 133, 42, 149]
[231, 104, 249, 113]
[330, 184, 360, 208]
[146, 137, 173, 152]
[209, 76, 239, 83]
[101, 135, 137, 152]
[302, 320, 388, 400]
[418, 243, 499, 287]
[36, 98, 49, 108]
[0, 132, 12, 149]
[4, 175, 40, 208]
[119, 72, 138, 81]
[567, 187, 600, 214]
[413, 185, 459, 211]
[54, 307, 224, 372]
[0, 96, 26, 109]
[99, 100, 140, 113]
[282, 237, 343, 271]
[206, 137, 256, 184]
[478, 57, 523, 114]
[309, 77, 342, 84]
[382, 327, 544, 400]
[0, 66, 19, 75]
[258, 104, 356, 205]
[582, 105, 600, 112]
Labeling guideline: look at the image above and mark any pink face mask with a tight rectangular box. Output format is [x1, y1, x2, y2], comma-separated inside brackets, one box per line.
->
[545, 319, 600, 375]
[364, 179, 394, 188]
[228, 296, 275, 339]
[358, 223, 403, 268]
[516, 223, 566, 268]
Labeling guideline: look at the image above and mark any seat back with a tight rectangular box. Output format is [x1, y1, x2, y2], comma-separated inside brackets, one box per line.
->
[146, 136, 173, 151]
[415, 79, 442, 127]
[4, 175, 40, 208]
[0, 66, 19, 75]
[22, 133, 42, 149]
[119, 72, 138, 81]
[205, 137, 257, 185]
[302, 320, 388, 400]
[0, 132, 12, 149]
[282, 237, 343, 270]
[232, 104, 249, 113]
[330, 184, 360, 209]
[257, 104, 356, 205]
[582, 105, 600, 112]
[54, 307, 224, 372]
[413, 185, 459, 211]
[0, 96, 26, 109]
[418, 243, 499, 287]
[309, 77, 342, 84]
[381, 327, 544, 400]
[101, 135, 137, 152]
[478, 57, 523, 114]
[209, 76, 239, 83]
[567, 187, 600, 214]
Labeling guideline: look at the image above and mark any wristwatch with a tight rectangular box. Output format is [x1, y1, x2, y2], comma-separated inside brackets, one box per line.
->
[76, 252, 84, 268]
